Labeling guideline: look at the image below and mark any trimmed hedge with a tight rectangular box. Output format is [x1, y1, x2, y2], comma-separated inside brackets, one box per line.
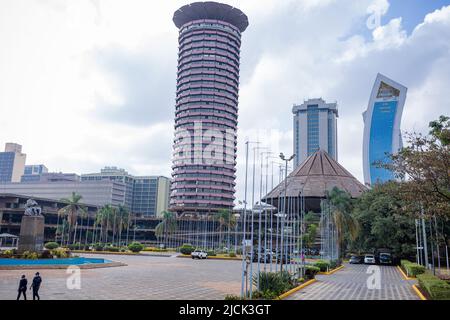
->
[128, 242, 144, 253]
[44, 242, 59, 250]
[206, 250, 216, 256]
[417, 273, 450, 300]
[304, 265, 320, 279]
[314, 260, 331, 272]
[104, 246, 120, 252]
[179, 244, 194, 255]
[401, 260, 425, 277]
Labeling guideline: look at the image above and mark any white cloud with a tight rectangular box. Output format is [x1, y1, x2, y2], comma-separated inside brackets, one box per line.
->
[0, 0, 449, 206]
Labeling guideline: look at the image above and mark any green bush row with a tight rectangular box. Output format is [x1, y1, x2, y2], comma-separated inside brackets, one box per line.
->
[179, 244, 194, 255]
[252, 271, 295, 299]
[401, 260, 425, 277]
[304, 265, 320, 280]
[313, 260, 330, 272]
[417, 273, 450, 300]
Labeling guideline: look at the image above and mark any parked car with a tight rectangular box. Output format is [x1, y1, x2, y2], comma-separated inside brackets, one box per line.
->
[251, 251, 271, 263]
[378, 252, 392, 265]
[276, 253, 291, 264]
[191, 249, 208, 259]
[349, 255, 363, 264]
[364, 254, 376, 264]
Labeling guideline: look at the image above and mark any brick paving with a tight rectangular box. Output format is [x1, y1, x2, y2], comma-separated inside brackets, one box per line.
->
[0, 254, 242, 300]
[286, 263, 419, 300]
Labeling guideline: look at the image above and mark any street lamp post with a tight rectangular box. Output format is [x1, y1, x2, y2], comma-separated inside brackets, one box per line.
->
[240, 141, 258, 298]
[279, 152, 295, 273]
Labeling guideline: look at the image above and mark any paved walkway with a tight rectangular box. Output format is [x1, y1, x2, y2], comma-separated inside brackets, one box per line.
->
[286, 264, 419, 300]
[0, 254, 242, 300]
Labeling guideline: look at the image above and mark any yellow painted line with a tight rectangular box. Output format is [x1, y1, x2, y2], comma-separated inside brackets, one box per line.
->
[275, 279, 317, 300]
[412, 284, 427, 300]
[318, 265, 345, 275]
[397, 265, 415, 280]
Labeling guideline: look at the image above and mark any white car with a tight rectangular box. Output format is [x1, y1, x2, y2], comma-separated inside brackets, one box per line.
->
[364, 254, 376, 264]
[191, 249, 208, 259]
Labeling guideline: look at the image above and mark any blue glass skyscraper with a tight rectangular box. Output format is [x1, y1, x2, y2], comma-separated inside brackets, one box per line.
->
[362, 74, 407, 186]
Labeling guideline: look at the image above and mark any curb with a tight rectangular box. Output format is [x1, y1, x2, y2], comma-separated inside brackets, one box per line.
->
[397, 265, 415, 280]
[275, 279, 317, 300]
[412, 284, 427, 300]
[177, 254, 242, 261]
[0, 261, 127, 270]
[72, 250, 140, 256]
[318, 265, 345, 275]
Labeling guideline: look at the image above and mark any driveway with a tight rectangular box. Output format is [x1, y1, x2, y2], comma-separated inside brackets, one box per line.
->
[286, 263, 419, 300]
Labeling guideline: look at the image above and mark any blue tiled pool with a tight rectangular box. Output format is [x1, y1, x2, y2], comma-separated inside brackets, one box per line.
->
[0, 257, 111, 266]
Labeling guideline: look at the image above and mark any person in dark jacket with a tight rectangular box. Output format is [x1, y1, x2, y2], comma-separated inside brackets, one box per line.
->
[17, 275, 27, 300]
[30, 272, 42, 300]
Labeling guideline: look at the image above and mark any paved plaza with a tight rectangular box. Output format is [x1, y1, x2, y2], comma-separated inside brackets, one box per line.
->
[286, 263, 419, 300]
[0, 254, 243, 300]
[0, 255, 419, 300]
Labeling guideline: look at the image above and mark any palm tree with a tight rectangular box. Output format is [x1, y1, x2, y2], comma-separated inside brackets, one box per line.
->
[116, 205, 129, 248]
[58, 192, 87, 245]
[215, 209, 236, 252]
[155, 211, 177, 248]
[323, 187, 360, 258]
[96, 205, 115, 244]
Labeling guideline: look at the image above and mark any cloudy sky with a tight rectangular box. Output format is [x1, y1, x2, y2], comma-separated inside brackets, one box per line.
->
[1, 0, 449, 203]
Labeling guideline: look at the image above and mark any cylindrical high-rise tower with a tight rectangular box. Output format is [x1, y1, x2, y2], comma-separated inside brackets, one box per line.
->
[170, 2, 248, 215]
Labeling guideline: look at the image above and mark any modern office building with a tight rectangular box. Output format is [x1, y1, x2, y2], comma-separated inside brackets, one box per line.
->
[24, 164, 48, 175]
[0, 180, 126, 207]
[21, 164, 49, 182]
[170, 2, 248, 214]
[21, 172, 80, 183]
[292, 99, 338, 167]
[362, 73, 407, 186]
[0, 193, 165, 245]
[81, 167, 170, 217]
[0, 143, 26, 183]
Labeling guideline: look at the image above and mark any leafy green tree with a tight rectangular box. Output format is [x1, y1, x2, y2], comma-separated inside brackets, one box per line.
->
[302, 224, 318, 249]
[350, 182, 416, 258]
[381, 115, 450, 218]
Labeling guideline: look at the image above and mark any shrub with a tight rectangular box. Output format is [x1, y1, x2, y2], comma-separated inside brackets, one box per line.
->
[252, 290, 278, 300]
[143, 247, 167, 252]
[401, 260, 425, 277]
[314, 260, 331, 272]
[94, 243, 104, 251]
[0, 249, 15, 258]
[179, 244, 195, 255]
[253, 271, 293, 297]
[206, 250, 216, 256]
[21, 251, 39, 259]
[329, 259, 340, 269]
[104, 246, 120, 252]
[68, 243, 82, 250]
[224, 294, 242, 300]
[128, 242, 144, 253]
[51, 248, 70, 258]
[304, 265, 320, 280]
[44, 242, 59, 250]
[417, 273, 450, 300]
[229, 252, 237, 258]
[39, 250, 53, 259]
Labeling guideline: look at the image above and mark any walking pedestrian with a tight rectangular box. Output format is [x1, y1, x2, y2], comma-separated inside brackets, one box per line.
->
[16, 275, 27, 300]
[30, 272, 42, 300]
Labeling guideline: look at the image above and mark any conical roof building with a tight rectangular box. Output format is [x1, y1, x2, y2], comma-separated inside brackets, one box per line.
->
[263, 150, 366, 212]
